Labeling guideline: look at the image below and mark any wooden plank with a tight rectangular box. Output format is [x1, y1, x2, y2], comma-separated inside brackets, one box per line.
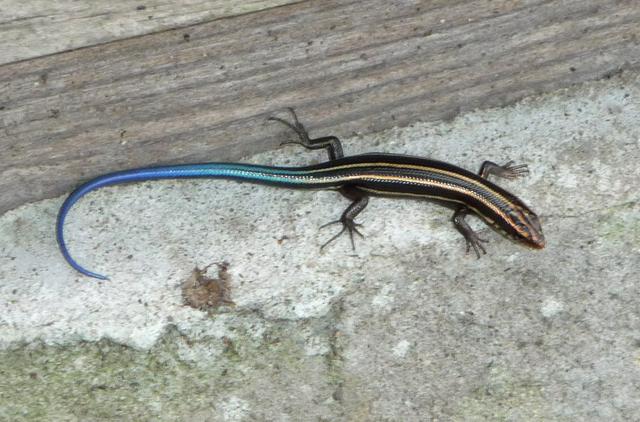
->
[1, 0, 639, 214]
[0, 0, 299, 64]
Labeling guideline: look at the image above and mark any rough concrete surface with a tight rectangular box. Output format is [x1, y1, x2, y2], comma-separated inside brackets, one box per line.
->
[1, 72, 639, 421]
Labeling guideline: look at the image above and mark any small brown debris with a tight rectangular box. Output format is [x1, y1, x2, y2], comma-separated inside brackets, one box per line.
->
[182, 262, 234, 312]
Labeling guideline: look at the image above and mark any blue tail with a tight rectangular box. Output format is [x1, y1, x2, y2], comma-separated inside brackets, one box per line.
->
[56, 162, 319, 280]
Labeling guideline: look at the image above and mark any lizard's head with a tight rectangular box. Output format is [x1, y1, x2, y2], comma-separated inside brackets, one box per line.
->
[505, 206, 545, 249]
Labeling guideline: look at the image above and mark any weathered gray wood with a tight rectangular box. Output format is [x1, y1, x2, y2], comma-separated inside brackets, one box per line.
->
[0, 0, 299, 64]
[1, 0, 639, 214]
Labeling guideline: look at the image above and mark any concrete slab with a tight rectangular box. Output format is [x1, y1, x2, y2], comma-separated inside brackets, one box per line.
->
[1, 72, 639, 420]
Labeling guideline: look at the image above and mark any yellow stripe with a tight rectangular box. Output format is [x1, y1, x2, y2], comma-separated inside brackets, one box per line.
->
[301, 161, 515, 207]
[357, 187, 498, 228]
[352, 175, 512, 231]
[246, 168, 526, 236]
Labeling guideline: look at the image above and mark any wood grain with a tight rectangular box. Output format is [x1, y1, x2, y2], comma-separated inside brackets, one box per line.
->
[0, 0, 299, 64]
[1, 0, 639, 214]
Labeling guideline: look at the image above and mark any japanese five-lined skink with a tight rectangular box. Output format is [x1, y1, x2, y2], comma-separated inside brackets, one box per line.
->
[57, 108, 545, 280]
